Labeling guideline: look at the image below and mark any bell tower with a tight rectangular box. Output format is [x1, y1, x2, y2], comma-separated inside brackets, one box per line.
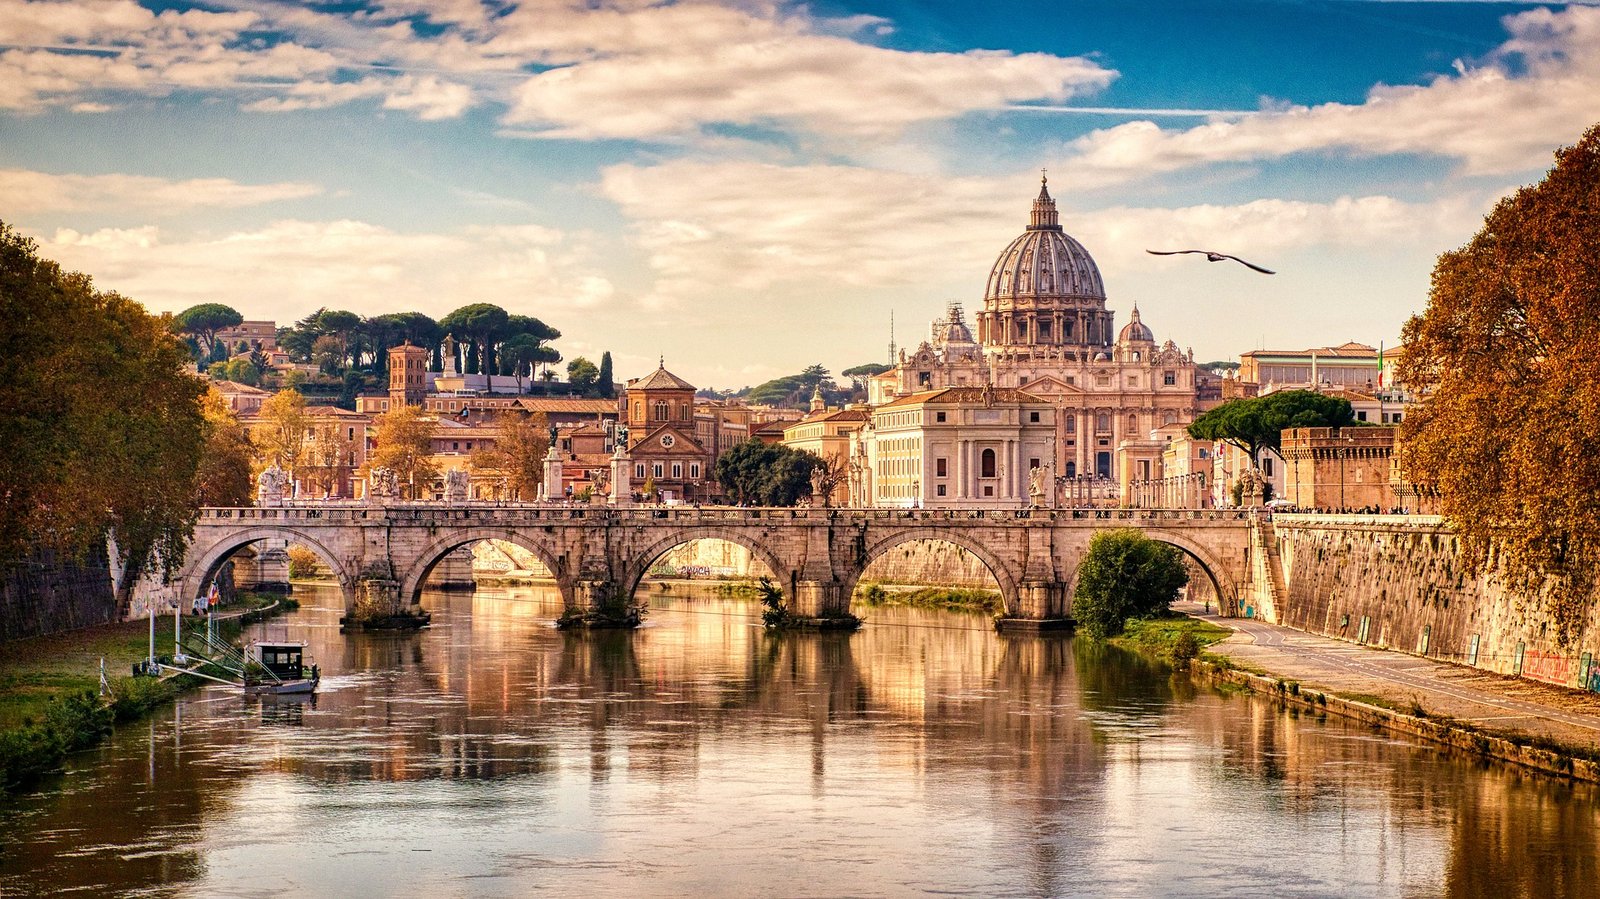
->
[389, 341, 429, 408]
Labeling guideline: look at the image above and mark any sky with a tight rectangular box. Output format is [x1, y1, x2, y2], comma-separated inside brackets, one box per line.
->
[3, 1, 1599, 389]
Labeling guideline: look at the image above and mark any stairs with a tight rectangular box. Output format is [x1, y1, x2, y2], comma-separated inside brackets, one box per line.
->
[1249, 516, 1289, 621]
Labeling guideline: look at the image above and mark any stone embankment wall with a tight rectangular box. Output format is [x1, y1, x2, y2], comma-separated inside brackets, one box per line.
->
[1, 545, 119, 641]
[1268, 515, 1600, 690]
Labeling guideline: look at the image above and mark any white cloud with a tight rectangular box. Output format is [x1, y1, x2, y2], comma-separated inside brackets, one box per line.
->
[0, 167, 321, 215]
[1063, 6, 1600, 182]
[33, 218, 616, 319]
[599, 160, 1486, 306]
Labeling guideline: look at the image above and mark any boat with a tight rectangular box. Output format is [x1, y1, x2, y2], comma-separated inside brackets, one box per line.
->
[244, 640, 320, 695]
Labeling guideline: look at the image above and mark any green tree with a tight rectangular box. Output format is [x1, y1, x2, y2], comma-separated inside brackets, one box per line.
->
[173, 303, 242, 360]
[597, 351, 615, 398]
[567, 356, 600, 395]
[440, 303, 510, 374]
[1397, 123, 1600, 641]
[1187, 389, 1354, 464]
[1072, 529, 1190, 639]
[747, 364, 834, 407]
[714, 439, 820, 506]
[841, 362, 891, 394]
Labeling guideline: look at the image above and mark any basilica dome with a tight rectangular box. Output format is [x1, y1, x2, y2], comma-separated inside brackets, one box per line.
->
[983, 178, 1105, 305]
[1117, 306, 1154, 344]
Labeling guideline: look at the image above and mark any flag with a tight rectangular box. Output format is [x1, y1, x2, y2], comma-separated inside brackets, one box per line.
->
[1377, 342, 1384, 388]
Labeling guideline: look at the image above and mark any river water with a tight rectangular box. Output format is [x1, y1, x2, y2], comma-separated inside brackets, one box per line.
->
[1, 582, 1597, 898]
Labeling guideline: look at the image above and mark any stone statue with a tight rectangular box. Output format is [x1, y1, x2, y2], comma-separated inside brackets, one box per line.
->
[615, 425, 629, 454]
[810, 465, 827, 503]
[256, 463, 287, 506]
[1028, 464, 1045, 502]
[549, 425, 559, 449]
[444, 467, 469, 503]
[442, 334, 459, 375]
[369, 466, 399, 501]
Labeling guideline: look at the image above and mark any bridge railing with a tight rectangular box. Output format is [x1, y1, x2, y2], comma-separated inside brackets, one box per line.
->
[197, 504, 1254, 525]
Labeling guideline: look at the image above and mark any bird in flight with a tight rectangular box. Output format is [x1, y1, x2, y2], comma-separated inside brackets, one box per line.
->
[1146, 249, 1275, 274]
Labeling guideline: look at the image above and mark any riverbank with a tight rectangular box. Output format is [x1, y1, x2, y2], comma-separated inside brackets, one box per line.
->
[855, 582, 1003, 615]
[1183, 601, 1600, 784]
[0, 592, 286, 795]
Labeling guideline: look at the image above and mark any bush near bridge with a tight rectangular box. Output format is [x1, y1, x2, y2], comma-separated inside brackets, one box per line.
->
[1072, 529, 1190, 640]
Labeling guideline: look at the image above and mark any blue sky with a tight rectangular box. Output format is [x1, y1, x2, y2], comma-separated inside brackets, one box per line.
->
[3, 1, 1598, 388]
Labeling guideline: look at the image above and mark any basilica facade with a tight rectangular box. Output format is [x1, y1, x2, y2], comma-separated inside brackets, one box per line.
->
[867, 177, 1204, 495]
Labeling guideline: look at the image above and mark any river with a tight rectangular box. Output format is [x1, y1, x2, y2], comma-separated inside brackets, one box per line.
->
[1, 582, 1596, 897]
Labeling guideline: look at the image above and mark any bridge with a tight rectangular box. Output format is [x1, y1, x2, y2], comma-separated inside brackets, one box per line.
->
[176, 505, 1258, 629]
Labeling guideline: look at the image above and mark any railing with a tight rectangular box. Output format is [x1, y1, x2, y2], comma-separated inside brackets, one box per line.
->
[198, 504, 1254, 525]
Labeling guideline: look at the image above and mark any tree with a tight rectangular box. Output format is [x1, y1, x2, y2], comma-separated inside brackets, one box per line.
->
[370, 405, 437, 499]
[472, 412, 549, 500]
[0, 222, 208, 599]
[195, 387, 254, 506]
[173, 303, 242, 360]
[439, 303, 510, 374]
[1072, 529, 1189, 639]
[1397, 123, 1600, 640]
[841, 362, 891, 393]
[1186, 389, 1354, 465]
[714, 439, 819, 506]
[597, 351, 615, 398]
[501, 334, 556, 393]
[256, 389, 310, 475]
[567, 356, 600, 395]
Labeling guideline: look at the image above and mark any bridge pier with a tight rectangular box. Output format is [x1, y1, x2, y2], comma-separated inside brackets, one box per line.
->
[558, 579, 643, 629]
[431, 547, 477, 592]
[341, 565, 430, 631]
[995, 580, 1074, 633]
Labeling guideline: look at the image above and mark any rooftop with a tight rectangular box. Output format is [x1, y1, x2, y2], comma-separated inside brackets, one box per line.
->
[878, 386, 1049, 409]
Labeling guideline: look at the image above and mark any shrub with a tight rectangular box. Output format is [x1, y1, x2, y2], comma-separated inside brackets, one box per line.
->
[287, 545, 322, 579]
[1072, 529, 1190, 639]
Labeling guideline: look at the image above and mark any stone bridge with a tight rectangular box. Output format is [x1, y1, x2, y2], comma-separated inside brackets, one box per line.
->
[177, 505, 1257, 628]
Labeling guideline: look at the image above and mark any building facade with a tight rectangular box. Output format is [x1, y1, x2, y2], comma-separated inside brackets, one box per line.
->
[872, 178, 1204, 500]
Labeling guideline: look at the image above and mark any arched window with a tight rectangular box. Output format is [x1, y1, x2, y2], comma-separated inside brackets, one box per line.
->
[1096, 413, 1110, 432]
[1065, 461, 1077, 478]
[1064, 417, 1076, 435]
[653, 401, 668, 421]
[1128, 414, 1138, 431]
[1161, 411, 1177, 426]
[981, 448, 997, 478]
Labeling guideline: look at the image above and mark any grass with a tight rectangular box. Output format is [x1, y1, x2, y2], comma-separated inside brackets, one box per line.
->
[854, 582, 1003, 615]
[1112, 615, 1232, 665]
[0, 591, 285, 793]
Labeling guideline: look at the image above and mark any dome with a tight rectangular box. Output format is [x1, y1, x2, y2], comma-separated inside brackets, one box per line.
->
[932, 302, 976, 348]
[983, 177, 1105, 305]
[1118, 305, 1154, 344]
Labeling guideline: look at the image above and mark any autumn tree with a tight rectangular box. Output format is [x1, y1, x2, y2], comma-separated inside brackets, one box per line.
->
[256, 388, 310, 476]
[370, 405, 437, 498]
[195, 387, 254, 506]
[471, 412, 549, 500]
[1072, 529, 1189, 639]
[0, 223, 208, 599]
[809, 452, 849, 507]
[1397, 123, 1600, 640]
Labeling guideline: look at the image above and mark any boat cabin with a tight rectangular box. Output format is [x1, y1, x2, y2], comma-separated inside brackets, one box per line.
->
[250, 642, 307, 680]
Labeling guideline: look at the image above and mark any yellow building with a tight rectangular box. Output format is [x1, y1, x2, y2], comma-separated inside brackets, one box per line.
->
[781, 388, 870, 506]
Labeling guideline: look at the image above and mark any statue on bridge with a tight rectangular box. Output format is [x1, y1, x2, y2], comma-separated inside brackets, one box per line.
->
[256, 463, 288, 507]
[444, 467, 469, 504]
[1028, 464, 1046, 507]
[368, 466, 400, 502]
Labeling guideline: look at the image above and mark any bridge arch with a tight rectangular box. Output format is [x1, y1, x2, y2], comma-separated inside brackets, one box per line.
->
[398, 528, 571, 608]
[621, 527, 793, 607]
[844, 527, 1022, 616]
[181, 526, 355, 609]
[1063, 526, 1237, 610]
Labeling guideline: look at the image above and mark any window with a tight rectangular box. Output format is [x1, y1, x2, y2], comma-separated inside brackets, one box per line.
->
[937, 485, 947, 496]
[1065, 417, 1076, 435]
[936, 411, 946, 423]
[672, 462, 682, 478]
[1029, 411, 1040, 423]
[984, 485, 994, 497]
[653, 401, 668, 421]
[1030, 458, 1040, 470]
[1096, 413, 1110, 432]
[635, 463, 646, 478]
[1065, 461, 1076, 478]
[653, 463, 664, 478]
[690, 463, 700, 479]
[1357, 411, 1368, 422]
[936, 458, 947, 477]
[348, 427, 355, 440]
[981, 448, 996, 478]
[1128, 414, 1137, 432]
[1163, 371, 1176, 386]
[452, 442, 460, 451]
[1263, 458, 1275, 477]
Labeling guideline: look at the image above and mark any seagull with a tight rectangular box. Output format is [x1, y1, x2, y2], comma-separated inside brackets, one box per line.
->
[1146, 249, 1275, 274]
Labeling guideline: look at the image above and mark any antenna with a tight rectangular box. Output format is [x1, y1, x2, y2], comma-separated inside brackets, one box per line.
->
[888, 310, 897, 363]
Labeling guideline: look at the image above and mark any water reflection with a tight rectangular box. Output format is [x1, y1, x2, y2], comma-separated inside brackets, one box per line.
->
[0, 583, 1596, 897]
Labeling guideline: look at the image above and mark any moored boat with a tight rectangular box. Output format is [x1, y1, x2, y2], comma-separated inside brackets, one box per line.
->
[245, 640, 320, 695]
